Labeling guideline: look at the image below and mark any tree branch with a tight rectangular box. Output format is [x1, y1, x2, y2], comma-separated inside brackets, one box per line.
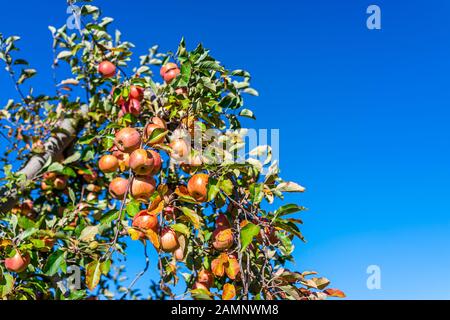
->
[0, 106, 88, 213]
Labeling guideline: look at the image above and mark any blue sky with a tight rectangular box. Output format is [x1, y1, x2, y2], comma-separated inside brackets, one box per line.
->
[1, 0, 450, 299]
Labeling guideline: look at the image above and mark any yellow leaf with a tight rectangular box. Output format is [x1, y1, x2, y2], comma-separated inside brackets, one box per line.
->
[85, 260, 102, 291]
[145, 228, 160, 249]
[128, 228, 141, 241]
[148, 197, 164, 216]
[222, 283, 236, 300]
[0, 239, 12, 248]
[225, 256, 240, 280]
[211, 257, 225, 277]
[157, 184, 168, 196]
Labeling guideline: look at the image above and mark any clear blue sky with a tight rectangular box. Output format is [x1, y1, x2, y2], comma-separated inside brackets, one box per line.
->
[1, 0, 450, 299]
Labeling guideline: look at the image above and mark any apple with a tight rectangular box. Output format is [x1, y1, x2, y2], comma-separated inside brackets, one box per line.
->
[86, 192, 97, 202]
[82, 170, 98, 183]
[5, 251, 30, 273]
[86, 184, 102, 193]
[124, 98, 141, 116]
[163, 206, 176, 221]
[160, 227, 179, 252]
[151, 117, 167, 129]
[216, 214, 231, 228]
[132, 210, 158, 231]
[148, 150, 162, 175]
[129, 85, 144, 100]
[163, 68, 180, 83]
[160, 62, 180, 83]
[114, 127, 141, 153]
[111, 146, 131, 170]
[160, 62, 178, 77]
[98, 60, 116, 78]
[20, 200, 34, 216]
[173, 246, 185, 261]
[43, 172, 57, 181]
[132, 210, 158, 239]
[175, 87, 188, 96]
[53, 176, 67, 190]
[129, 149, 155, 176]
[99, 155, 119, 173]
[169, 138, 189, 161]
[109, 177, 129, 199]
[130, 175, 156, 202]
[187, 173, 209, 202]
[198, 269, 214, 288]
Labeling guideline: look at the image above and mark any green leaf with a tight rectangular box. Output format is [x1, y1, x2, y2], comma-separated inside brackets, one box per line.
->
[207, 179, 220, 202]
[126, 200, 140, 217]
[62, 167, 77, 178]
[101, 260, 111, 276]
[171, 223, 190, 237]
[17, 227, 37, 241]
[100, 210, 119, 225]
[275, 182, 306, 193]
[0, 273, 15, 298]
[276, 204, 305, 216]
[180, 62, 191, 84]
[47, 162, 64, 173]
[249, 183, 264, 204]
[273, 204, 305, 221]
[57, 51, 72, 59]
[219, 178, 233, 196]
[17, 216, 36, 230]
[239, 108, 256, 119]
[79, 226, 99, 242]
[274, 220, 305, 242]
[147, 128, 168, 145]
[78, 135, 96, 145]
[181, 207, 203, 229]
[243, 88, 259, 96]
[43, 250, 66, 276]
[240, 222, 261, 252]
[63, 152, 81, 165]
[17, 68, 37, 85]
[68, 187, 76, 204]
[190, 288, 212, 300]
[231, 69, 250, 77]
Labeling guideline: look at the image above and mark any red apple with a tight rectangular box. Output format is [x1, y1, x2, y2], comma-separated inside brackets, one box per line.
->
[187, 173, 209, 202]
[129, 149, 155, 176]
[114, 127, 141, 153]
[5, 251, 30, 273]
[109, 177, 129, 200]
[129, 85, 144, 100]
[98, 60, 116, 78]
[160, 227, 179, 252]
[130, 176, 156, 202]
[99, 155, 119, 173]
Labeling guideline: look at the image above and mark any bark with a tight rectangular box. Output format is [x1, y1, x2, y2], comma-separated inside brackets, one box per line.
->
[0, 108, 87, 213]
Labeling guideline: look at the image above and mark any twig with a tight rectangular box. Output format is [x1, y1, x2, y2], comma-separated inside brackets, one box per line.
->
[101, 170, 133, 261]
[120, 241, 150, 300]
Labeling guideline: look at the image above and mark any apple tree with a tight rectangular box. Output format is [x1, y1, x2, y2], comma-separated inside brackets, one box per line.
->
[0, 1, 344, 300]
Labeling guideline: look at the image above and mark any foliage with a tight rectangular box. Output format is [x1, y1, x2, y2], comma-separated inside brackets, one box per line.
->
[0, 1, 344, 300]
